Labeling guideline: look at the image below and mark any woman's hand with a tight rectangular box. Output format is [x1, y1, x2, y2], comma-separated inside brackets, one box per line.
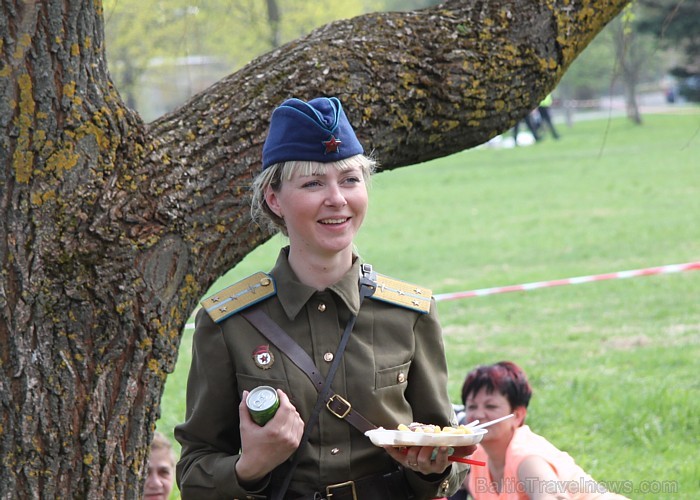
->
[235, 389, 304, 483]
[384, 444, 478, 475]
[383, 445, 448, 475]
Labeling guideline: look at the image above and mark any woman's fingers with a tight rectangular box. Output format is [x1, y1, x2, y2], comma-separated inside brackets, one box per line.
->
[385, 445, 451, 474]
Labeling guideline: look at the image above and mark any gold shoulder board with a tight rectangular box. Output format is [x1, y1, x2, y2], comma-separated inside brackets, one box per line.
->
[201, 272, 276, 323]
[370, 273, 432, 313]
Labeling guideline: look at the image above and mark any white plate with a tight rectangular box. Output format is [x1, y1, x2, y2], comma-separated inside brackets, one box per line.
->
[365, 427, 487, 447]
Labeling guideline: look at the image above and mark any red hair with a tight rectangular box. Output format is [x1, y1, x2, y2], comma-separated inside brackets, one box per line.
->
[461, 361, 532, 410]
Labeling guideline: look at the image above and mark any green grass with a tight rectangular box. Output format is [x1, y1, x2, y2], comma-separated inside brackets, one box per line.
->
[159, 111, 700, 499]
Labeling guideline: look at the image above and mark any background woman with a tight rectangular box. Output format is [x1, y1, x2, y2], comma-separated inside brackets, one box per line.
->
[143, 431, 176, 500]
[450, 361, 628, 500]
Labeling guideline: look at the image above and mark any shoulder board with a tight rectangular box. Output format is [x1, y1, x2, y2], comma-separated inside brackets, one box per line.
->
[369, 273, 432, 313]
[201, 272, 277, 323]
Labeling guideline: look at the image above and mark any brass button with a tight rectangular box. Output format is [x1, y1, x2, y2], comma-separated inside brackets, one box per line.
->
[397, 372, 406, 383]
[330, 447, 340, 455]
[260, 277, 271, 286]
[324, 352, 334, 362]
[318, 303, 326, 312]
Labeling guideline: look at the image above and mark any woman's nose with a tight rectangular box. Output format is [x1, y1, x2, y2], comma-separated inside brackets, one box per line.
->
[466, 409, 483, 421]
[325, 184, 347, 206]
[145, 472, 161, 487]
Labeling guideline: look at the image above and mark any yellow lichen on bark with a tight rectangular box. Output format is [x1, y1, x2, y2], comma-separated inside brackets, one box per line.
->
[13, 33, 31, 59]
[115, 301, 132, 314]
[180, 274, 200, 300]
[147, 359, 160, 374]
[13, 74, 36, 183]
[391, 109, 412, 130]
[46, 146, 80, 178]
[442, 120, 460, 132]
[30, 190, 57, 207]
[547, 0, 624, 68]
[63, 81, 76, 98]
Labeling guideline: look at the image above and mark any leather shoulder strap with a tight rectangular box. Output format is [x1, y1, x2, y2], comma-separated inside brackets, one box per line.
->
[241, 307, 377, 433]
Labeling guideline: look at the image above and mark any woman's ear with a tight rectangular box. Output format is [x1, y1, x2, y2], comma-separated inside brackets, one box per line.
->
[265, 187, 282, 218]
[513, 405, 527, 427]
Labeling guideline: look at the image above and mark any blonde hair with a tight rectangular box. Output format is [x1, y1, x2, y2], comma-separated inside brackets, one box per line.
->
[151, 431, 176, 466]
[250, 154, 376, 236]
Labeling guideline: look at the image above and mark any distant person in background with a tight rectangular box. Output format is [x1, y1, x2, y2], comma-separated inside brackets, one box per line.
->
[512, 111, 541, 145]
[536, 94, 560, 140]
[448, 361, 629, 500]
[144, 431, 176, 500]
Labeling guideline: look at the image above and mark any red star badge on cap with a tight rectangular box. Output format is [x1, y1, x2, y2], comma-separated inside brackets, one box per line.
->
[323, 135, 342, 154]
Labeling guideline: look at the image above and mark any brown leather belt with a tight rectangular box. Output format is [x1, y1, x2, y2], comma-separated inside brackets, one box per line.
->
[241, 307, 377, 433]
[293, 468, 414, 500]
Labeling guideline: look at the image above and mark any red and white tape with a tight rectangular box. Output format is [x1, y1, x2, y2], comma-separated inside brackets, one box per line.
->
[185, 261, 699, 329]
[434, 261, 700, 302]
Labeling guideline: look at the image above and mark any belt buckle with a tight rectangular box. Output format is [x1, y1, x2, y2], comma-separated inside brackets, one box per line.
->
[326, 394, 351, 419]
[326, 480, 357, 500]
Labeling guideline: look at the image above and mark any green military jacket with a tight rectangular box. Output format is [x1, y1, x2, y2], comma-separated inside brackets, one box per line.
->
[175, 248, 466, 499]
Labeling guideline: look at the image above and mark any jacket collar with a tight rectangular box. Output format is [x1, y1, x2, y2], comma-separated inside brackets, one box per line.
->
[271, 247, 362, 320]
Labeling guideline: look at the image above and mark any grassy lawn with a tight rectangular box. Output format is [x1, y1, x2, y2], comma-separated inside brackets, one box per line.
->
[159, 110, 700, 499]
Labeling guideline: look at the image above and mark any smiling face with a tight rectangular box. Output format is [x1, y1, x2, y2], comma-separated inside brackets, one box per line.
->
[465, 388, 524, 444]
[265, 163, 368, 260]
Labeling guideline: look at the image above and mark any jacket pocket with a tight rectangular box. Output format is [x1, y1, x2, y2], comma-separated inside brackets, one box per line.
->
[375, 361, 411, 390]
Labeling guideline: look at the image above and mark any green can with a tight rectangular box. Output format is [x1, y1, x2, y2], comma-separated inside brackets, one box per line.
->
[246, 386, 279, 426]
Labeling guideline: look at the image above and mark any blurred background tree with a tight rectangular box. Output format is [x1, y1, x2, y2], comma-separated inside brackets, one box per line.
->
[637, 0, 700, 102]
[637, 0, 700, 70]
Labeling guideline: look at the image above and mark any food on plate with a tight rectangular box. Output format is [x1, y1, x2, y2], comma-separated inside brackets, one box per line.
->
[364, 425, 486, 448]
[397, 422, 474, 434]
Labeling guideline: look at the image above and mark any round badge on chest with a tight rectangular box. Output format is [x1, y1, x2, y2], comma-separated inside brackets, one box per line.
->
[253, 345, 275, 369]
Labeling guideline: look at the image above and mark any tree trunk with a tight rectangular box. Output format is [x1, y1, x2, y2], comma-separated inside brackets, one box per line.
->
[1, 0, 630, 496]
[266, 0, 281, 48]
[613, 11, 643, 124]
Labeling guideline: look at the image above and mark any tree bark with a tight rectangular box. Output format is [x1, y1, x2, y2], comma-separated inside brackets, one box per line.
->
[1, 0, 629, 496]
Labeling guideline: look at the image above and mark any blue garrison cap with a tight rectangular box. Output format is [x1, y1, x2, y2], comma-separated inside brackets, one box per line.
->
[262, 97, 364, 169]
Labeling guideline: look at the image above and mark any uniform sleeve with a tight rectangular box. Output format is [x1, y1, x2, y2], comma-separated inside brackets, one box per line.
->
[403, 298, 468, 499]
[174, 308, 270, 499]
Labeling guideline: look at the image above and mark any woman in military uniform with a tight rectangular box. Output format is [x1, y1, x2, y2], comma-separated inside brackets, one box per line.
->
[175, 96, 473, 499]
